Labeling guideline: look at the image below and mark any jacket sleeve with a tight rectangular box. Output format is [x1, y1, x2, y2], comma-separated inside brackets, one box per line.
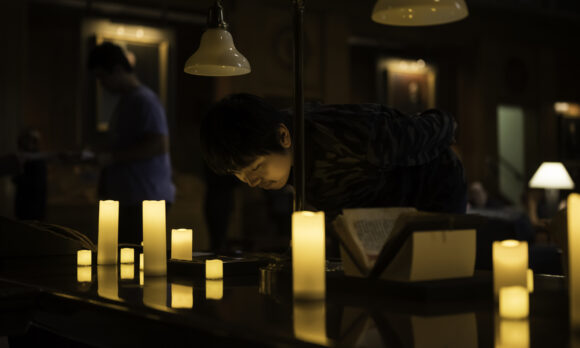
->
[367, 106, 457, 168]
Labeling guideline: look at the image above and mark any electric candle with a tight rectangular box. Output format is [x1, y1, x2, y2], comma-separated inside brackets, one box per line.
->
[206, 280, 223, 300]
[493, 240, 528, 297]
[171, 228, 193, 261]
[139, 270, 144, 286]
[206, 259, 223, 279]
[77, 249, 92, 266]
[527, 269, 534, 293]
[499, 286, 529, 319]
[139, 253, 144, 271]
[120, 264, 134, 280]
[293, 300, 328, 345]
[120, 248, 134, 264]
[171, 283, 193, 308]
[292, 211, 325, 299]
[77, 266, 92, 283]
[569, 194, 580, 328]
[97, 200, 119, 265]
[142, 200, 167, 276]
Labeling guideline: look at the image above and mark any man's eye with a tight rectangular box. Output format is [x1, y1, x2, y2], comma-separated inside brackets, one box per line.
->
[253, 163, 262, 171]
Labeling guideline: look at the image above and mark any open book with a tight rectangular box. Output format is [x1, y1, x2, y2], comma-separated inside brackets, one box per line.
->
[333, 207, 480, 282]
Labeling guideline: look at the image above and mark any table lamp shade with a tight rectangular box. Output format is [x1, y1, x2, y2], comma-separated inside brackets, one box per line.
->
[529, 162, 574, 189]
[184, 28, 250, 76]
[372, 0, 468, 26]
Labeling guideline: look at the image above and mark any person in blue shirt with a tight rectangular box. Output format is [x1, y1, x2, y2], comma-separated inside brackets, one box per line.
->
[88, 42, 175, 244]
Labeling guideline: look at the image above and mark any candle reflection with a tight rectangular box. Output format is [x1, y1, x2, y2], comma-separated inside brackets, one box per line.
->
[495, 314, 529, 348]
[143, 276, 168, 310]
[171, 283, 193, 309]
[120, 264, 134, 280]
[206, 280, 223, 300]
[77, 266, 92, 283]
[293, 300, 328, 345]
[97, 265, 120, 301]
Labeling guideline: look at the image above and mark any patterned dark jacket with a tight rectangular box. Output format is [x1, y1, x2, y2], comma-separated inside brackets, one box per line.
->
[298, 103, 466, 220]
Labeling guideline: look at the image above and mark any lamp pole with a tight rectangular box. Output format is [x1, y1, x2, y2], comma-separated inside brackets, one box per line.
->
[292, 0, 305, 212]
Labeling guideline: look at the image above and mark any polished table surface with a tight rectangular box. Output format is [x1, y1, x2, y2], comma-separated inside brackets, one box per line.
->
[0, 254, 573, 347]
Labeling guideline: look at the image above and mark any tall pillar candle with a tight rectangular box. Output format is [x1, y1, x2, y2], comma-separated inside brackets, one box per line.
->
[142, 200, 167, 276]
[97, 200, 119, 265]
[292, 211, 325, 299]
[171, 228, 193, 261]
[493, 240, 528, 297]
[569, 194, 580, 328]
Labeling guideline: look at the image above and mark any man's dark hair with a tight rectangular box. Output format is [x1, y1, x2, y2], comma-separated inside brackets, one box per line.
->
[88, 42, 133, 73]
[200, 93, 290, 175]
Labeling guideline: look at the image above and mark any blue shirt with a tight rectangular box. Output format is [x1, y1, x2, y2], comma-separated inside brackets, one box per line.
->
[101, 85, 175, 205]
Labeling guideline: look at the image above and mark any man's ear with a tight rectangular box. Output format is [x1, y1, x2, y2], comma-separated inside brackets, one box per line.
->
[279, 124, 292, 149]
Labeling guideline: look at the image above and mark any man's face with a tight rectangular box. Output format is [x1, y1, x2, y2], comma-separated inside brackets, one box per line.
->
[233, 151, 292, 190]
[232, 124, 293, 190]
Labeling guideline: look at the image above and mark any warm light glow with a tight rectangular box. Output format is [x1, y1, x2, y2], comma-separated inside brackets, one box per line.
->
[171, 228, 193, 261]
[499, 286, 529, 319]
[554, 102, 580, 117]
[372, 0, 468, 26]
[116, 26, 124, 35]
[569, 194, 580, 329]
[120, 264, 135, 280]
[136, 28, 144, 38]
[97, 200, 119, 265]
[142, 200, 167, 276]
[493, 240, 528, 298]
[206, 280, 223, 300]
[497, 316, 530, 348]
[527, 269, 534, 293]
[529, 162, 574, 189]
[120, 248, 135, 264]
[184, 28, 251, 76]
[97, 265, 120, 301]
[292, 211, 325, 300]
[77, 250, 92, 266]
[293, 301, 328, 345]
[77, 266, 92, 283]
[206, 259, 223, 279]
[171, 284, 193, 309]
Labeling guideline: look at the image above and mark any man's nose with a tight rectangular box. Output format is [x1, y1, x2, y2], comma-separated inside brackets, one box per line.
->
[245, 175, 261, 188]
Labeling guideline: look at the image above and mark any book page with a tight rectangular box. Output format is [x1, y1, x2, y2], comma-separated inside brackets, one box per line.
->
[342, 207, 417, 268]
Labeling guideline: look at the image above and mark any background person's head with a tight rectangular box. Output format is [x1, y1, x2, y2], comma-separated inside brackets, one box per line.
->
[200, 93, 293, 190]
[88, 42, 135, 94]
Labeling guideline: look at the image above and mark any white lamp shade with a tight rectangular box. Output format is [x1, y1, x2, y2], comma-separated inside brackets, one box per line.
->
[372, 0, 468, 26]
[529, 162, 574, 189]
[184, 28, 251, 76]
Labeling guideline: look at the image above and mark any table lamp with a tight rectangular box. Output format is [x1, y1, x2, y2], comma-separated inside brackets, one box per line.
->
[529, 161, 574, 216]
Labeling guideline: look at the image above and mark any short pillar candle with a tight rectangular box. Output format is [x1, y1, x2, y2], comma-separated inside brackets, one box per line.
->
[292, 211, 325, 299]
[142, 200, 167, 276]
[97, 200, 119, 265]
[77, 249, 92, 266]
[206, 259, 223, 279]
[499, 286, 529, 319]
[120, 248, 135, 264]
[171, 228, 193, 261]
[493, 240, 528, 297]
[139, 253, 144, 271]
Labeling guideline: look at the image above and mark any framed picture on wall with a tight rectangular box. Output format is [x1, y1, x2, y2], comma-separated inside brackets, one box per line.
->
[379, 58, 436, 114]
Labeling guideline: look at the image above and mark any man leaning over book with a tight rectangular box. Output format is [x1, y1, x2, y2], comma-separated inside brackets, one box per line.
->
[199, 93, 466, 221]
